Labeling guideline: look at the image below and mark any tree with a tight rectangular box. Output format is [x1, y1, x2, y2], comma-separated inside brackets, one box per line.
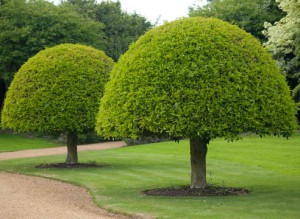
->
[95, 1, 152, 60]
[263, 0, 300, 119]
[0, 0, 106, 108]
[95, 17, 297, 189]
[189, 0, 285, 42]
[1, 44, 114, 164]
[64, 0, 152, 60]
[64, 0, 97, 19]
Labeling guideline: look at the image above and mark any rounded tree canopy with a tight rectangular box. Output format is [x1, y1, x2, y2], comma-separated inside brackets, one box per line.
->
[96, 17, 298, 140]
[1, 43, 114, 134]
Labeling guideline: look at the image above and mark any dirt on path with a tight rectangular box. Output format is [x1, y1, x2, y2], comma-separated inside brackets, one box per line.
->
[0, 141, 126, 161]
[0, 141, 132, 219]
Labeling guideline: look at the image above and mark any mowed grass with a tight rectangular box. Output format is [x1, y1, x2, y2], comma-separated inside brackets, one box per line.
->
[0, 133, 60, 152]
[0, 134, 299, 218]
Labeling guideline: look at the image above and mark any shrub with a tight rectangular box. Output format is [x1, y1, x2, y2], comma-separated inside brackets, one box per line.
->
[1, 43, 114, 164]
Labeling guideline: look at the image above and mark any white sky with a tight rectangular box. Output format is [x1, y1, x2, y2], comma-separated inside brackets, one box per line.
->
[104, 0, 207, 25]
[51, 0, 207, 25]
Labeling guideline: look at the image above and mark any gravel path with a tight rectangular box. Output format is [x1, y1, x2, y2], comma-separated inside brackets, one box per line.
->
[0, 141, 126, 161]
[0, 172, 129, 219]
[0, 141, 130, 219]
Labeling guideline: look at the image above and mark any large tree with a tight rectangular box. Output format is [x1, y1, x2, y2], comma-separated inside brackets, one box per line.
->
[64, 0, 152, 60]
[189, 0, 285, 42]
[0, 0, 106, 108]
[264, 0, 300, 117]
[1, 44, 114, 164]
[95, 17, 297, 189]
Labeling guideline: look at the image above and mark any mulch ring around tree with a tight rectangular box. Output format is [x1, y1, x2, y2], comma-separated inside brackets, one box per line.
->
[143, 185, 250, 197]
[35, 162, 111, 169]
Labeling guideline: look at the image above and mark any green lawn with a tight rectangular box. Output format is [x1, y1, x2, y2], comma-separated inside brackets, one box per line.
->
[0, 133, 60, 152]
[0, 134, 299, 218]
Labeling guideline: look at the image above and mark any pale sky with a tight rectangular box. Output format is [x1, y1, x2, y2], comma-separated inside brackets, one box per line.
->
[113, 0, 207, 25]
[51, 0, 207, 25]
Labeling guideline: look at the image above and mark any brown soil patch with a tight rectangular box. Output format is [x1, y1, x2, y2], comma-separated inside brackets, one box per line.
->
[36, 162, 110, 169]
[143, 185, 249, 197]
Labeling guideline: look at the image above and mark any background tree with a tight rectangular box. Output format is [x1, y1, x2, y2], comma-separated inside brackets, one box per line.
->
[65, 0, 96, 19]
[264, 0, 300, 120]
[64, 0, 152, 60]
[0, 79, 6, 112]
[1, 44, 114, 164]
[96, 17, 297, 189]
[189, 0, 285, 42]
[0, 0, 106, 108]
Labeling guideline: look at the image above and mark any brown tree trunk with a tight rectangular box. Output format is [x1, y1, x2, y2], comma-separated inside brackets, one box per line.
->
[66, 132, 78, 165]
[190, 137, 209, 189]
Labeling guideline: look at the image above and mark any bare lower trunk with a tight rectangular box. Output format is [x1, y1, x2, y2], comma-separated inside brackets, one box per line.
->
[66, 132, 78, 165]
[190, 137, 209, 189]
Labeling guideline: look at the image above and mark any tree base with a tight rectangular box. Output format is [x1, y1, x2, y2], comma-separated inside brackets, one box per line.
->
[143, 185, 249, 197]
[35, 162, 110, 169]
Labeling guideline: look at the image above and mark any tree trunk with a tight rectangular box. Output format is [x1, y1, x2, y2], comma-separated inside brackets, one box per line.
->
[66, 132, 78, 165]
[190, 137, 209, 189]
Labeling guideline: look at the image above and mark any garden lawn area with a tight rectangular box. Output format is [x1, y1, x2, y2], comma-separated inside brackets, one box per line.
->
[0, 134, 299, 218]
[0, 133, 60, 152]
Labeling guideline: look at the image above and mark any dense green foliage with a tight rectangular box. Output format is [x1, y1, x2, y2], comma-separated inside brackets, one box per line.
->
[264, 0, 300, 110]
[96, 17, 297, 140]
[64, 0, 152, 60]
[1, 134, 299, 218]
[189, 0, 285, 42]
[1, 44, 114, 134]
[0, 0, 106, 108]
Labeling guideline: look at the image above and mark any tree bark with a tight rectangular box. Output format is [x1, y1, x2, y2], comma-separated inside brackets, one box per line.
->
[190, 137, 209, 189]
[66, 132, 78, 165]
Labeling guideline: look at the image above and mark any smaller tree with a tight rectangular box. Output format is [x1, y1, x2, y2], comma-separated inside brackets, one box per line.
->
[1, 44, 114, 164]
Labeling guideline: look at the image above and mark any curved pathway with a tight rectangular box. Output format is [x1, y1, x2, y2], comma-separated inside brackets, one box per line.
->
[0, 141, 126, 161]
[0, 141, 131, 219]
